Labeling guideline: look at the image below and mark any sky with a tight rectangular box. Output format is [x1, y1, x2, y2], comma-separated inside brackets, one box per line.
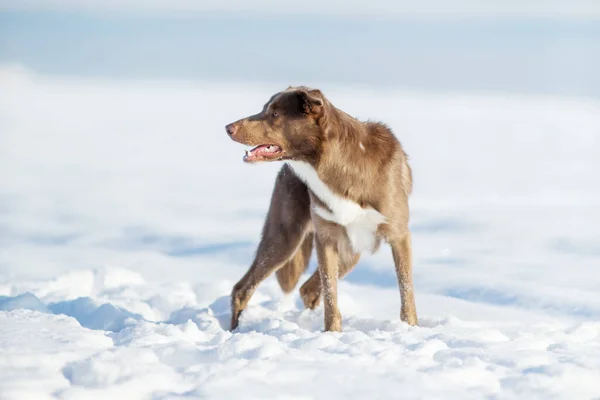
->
[2, 0, 600, 19]
[1, 1, 600, 97]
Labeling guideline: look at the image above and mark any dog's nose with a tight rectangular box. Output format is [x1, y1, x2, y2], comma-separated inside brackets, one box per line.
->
[225, 123, 237, 136]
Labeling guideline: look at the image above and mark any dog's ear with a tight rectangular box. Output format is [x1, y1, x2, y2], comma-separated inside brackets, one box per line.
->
[297, 89, 324, 115]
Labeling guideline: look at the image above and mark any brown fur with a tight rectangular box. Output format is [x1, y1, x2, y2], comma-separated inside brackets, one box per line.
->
[276, 232, 313, 293]
[225, 86, 417, 331]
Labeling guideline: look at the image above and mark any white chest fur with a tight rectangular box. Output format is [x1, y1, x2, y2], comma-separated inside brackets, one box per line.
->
[287, 160, 386, 253]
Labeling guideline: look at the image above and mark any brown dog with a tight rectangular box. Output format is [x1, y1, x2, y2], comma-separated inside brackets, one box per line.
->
[225, 86, 417, 332]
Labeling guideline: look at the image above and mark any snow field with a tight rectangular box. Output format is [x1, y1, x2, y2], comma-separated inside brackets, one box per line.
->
[1, 267, 600, 399]
[1, 66, 600, 398]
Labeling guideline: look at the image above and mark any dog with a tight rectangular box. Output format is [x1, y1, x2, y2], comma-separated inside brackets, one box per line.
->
[225, 86, 417, 332]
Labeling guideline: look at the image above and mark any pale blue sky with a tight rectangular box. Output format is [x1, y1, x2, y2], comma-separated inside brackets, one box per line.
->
[1, 9, 599, 97]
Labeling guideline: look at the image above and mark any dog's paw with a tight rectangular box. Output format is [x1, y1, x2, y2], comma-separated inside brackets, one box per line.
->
[300, 284, 321, 310]
[230, 286, 245, 330]
[230, 309, 242, 331]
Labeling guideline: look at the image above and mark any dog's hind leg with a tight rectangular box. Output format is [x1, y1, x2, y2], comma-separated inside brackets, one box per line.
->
[276, 232, 314, 293]
[230, 164, 311, 330]
[299, 252, 360, 310]
[390, 232, 418, 326]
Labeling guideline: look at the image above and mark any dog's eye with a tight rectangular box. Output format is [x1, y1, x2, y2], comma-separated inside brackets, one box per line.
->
[271, 111, 279, 118]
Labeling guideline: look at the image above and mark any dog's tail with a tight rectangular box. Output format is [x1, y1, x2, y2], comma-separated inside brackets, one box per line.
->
[276, 232, 314, 293]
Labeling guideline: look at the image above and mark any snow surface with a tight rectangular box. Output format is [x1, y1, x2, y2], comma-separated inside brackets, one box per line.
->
[1, 65, 600, 399]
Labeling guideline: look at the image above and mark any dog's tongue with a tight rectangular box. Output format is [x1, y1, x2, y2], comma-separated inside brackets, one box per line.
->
[244, 145, 281, 162]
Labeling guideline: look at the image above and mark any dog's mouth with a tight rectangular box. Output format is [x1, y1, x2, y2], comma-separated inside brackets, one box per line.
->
[243, 144, 284, 163]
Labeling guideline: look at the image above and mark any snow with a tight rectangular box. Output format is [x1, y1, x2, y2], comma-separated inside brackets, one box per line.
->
[2, 278, 600, 399]
[1, 65, 600, 398]
[0, 310, 113, 399]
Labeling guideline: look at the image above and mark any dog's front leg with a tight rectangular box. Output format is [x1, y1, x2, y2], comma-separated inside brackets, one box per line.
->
[230, 258, 275, 331]
[230, 165, 312, 331]
[230, 227, 312, 330]
[315, 235, 342, 332]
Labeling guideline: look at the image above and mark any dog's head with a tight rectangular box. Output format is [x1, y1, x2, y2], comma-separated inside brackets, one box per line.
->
[225, 86, 329, 163]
